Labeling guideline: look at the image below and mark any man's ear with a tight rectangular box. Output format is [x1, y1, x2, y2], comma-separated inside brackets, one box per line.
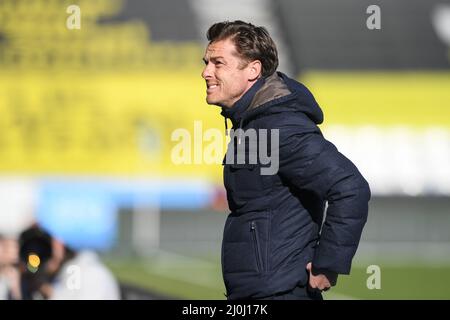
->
[247, 60, 262, 81]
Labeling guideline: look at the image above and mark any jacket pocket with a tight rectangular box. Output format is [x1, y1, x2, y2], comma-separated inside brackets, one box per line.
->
[250, 221, 263, 272]
[222, 211, 270, 275]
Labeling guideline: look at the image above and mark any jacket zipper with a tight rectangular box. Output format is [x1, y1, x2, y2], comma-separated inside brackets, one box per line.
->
[250, 221, 263, 272]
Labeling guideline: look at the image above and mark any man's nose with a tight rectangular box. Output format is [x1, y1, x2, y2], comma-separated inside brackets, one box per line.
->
[202, 63, 212, 79]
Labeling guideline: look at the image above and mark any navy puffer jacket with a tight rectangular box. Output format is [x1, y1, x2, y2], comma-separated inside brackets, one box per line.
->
[220, 72, 371, 300]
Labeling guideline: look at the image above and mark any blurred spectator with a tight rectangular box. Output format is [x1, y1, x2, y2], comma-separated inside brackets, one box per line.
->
[0, 235, 21, 300]
[18, 225, 120, 300]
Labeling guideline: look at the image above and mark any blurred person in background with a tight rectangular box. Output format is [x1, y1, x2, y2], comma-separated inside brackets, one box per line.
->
[202, 21, 371, 300]
[0, 235, 21, 300]
[18, 225, 120, 300]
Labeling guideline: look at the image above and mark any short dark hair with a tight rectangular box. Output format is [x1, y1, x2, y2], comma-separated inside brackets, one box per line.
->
[206, 20, 279, 77]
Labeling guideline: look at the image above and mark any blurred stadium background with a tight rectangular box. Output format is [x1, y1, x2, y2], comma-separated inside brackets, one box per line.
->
[1, 0, 450, 299]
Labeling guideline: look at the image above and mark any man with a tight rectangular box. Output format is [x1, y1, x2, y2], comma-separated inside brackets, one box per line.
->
[18, 225, 120, 300]
[201, 21, 371, 300]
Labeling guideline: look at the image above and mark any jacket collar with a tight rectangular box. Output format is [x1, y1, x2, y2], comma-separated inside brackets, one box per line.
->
[220, 76, 266, 127]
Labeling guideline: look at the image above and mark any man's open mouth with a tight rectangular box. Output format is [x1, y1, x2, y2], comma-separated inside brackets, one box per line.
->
[207, 83, 219, 93]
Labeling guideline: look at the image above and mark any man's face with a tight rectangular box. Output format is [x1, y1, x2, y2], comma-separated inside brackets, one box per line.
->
[202, 38, 255, 108]
[0, 238, 19, 266]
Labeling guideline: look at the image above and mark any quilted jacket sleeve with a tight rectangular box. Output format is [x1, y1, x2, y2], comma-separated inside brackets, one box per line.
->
[278, 131, 371, 274]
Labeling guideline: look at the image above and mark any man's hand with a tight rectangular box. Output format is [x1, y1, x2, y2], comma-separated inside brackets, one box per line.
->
[306, 262, 338, 292]
[38, 282, 54, 299]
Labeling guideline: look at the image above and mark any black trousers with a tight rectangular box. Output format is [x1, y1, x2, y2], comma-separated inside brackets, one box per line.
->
[257, 285, 323, 300]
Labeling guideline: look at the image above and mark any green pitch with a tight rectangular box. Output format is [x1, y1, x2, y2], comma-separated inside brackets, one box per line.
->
[105, 254, 450, 300]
